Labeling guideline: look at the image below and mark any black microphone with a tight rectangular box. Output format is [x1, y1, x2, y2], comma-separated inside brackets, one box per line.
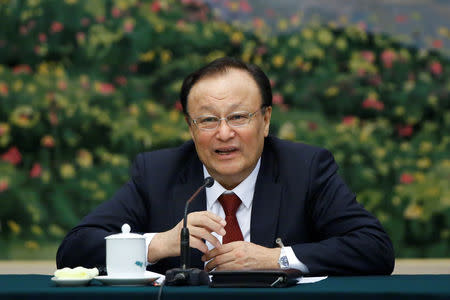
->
[165, 177, 214, 286]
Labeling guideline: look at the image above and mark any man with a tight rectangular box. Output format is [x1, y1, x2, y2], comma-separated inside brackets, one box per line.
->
[57, 57, 395, 275]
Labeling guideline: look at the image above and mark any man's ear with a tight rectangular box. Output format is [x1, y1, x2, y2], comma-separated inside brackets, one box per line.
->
[263, 106, 272, 137]
[185, 115, 195, 139]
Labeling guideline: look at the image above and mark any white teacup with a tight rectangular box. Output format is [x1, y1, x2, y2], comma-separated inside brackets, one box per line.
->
[105, 223, 147, 278]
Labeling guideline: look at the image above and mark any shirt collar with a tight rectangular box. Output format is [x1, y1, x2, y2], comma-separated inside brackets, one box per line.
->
[204, 158, 261, 210]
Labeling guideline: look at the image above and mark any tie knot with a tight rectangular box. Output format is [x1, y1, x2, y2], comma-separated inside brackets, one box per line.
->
[218, 193, 242, 216]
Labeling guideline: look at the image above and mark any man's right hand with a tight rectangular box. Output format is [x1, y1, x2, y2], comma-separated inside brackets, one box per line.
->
[146, 211, 226, 263]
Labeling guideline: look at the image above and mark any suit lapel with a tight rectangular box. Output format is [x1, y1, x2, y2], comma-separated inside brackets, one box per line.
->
[250, 140, 283, 248]
[171, 154, 206, 225]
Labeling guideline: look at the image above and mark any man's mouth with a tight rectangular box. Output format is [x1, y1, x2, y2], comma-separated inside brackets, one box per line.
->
[215, 147, 238, 155]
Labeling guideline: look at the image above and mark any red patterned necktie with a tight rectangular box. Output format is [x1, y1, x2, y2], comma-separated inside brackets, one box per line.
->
[218, 193, 244, 244]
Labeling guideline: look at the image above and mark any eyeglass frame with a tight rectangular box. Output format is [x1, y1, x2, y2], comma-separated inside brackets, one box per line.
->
[188, 106, 268, 131]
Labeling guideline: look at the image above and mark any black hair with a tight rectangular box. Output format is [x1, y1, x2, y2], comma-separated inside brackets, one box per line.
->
[180, 57, 272, 115]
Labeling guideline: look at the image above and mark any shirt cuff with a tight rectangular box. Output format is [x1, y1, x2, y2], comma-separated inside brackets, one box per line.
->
[143, 233, 158, 266]
[284, 246, 309, 274]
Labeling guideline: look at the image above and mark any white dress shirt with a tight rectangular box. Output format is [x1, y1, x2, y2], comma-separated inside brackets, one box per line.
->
[145, 158, 309, 273]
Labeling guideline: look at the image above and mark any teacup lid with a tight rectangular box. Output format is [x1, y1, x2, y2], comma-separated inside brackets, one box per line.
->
[105, 224, 144, 240]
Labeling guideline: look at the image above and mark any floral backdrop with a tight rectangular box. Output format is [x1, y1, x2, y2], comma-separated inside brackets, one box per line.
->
[0, 0, 449, 259]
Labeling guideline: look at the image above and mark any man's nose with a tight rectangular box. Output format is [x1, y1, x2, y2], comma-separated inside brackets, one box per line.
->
[216, 119, 235, 140]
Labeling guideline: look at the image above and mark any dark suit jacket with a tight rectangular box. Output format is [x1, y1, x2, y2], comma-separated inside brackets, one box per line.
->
[57, 136, 394, 275]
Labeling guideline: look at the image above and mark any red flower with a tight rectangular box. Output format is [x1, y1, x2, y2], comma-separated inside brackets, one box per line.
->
[395, 15, 408, 23]
[115, 76, 127, 86]
[1, 147, 22, 165]
[398, 125, 413, 137]
[13, 64, 32, 74]
[362, 98, 384, 111]
[38, 33, 47, 43]
[50, 22, 64, 33]
[30, 163, 42, 178]
[400, 173, 414, 184]
[308, 122, 318, 131]
[129, 64, 138, 73]
[342, 116, 356, 125]
[98, 83, 116, 95]
[272, 93, 284, 105]
[432, 39, 443, 49]
[0, 179, 8, 192]
[0, 82, 8, 96]
[240, 0, 252, 13]
[174, 100, 183, 112]
[151, 1, 161, 12]
[430, 61, 443, 76]
[381, 50, 397, 68]
[49, 111, 59, 126]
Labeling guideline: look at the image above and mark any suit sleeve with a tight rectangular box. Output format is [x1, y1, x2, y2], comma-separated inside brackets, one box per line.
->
[291, 149, 395, 275]
[56, 153, 149, 270]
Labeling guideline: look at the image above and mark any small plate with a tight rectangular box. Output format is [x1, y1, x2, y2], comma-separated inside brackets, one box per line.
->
[94, 273, 159, 286]
[51, 277, 92, 287]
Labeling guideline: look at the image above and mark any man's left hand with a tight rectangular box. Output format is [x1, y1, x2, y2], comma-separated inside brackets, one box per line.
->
[202, 241, 281, 271]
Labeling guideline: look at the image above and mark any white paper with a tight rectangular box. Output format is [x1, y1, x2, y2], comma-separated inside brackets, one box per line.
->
[297, 276, 328, 284]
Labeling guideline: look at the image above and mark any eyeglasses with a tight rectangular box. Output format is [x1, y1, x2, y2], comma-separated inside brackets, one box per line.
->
[190, 107, 266, 131]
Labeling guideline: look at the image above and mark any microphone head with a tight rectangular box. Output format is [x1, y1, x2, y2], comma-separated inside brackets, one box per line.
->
[204, 177, 214, 188]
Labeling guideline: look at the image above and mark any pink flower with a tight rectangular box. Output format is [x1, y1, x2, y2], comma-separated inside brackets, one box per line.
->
[395, 15, 408, 23]
[96, 16, 106, 23]
[357, 21, 367, 31]
[430, 61, 443, 76]
[362, 98, 384, 111]
[256, 46, 267, 55]
[381, 49, 397, 68]
[151, 1, 161, 12]
[369, 75, 382, 86]
[0, 179, 8, 192]
[30, 163, 42, 178]
[272, 93, 284, 105]
[57, 80, 67, 91]
[252, 17, 264, 29]
[342, 116, 356, 125]
[112, 7, 122, 18]
[123, 21, 135, 33]
[49, 111, 59, 126]
[361, 51, 375, 63]
[98, 83, 115, 95]
[81, 18, 90, 26]
[39, 33, 47, 43]
[1, 147, 22, 165]
[240, 0, 252, 13]
[400, 173, 414, 184]
[76, 32, 86, 44]
[269, 79, 276, 88]
[13, 64, 32, 74]
[50, 22, 64, 33]
[398, 125, 413, 137]
[432, 39, 443, 49]
[20, 26, 28, 35]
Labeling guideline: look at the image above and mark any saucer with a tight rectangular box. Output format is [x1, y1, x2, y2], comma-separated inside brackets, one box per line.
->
[94, 272, 159, 286]
[51, 277, 92, 287]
